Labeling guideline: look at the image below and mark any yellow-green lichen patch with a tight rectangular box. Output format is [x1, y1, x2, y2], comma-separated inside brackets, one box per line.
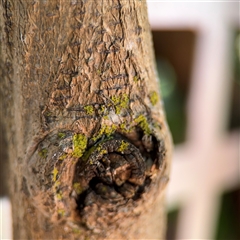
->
[135, 115, 151, 135]
[98, 105, 109, 119]
[38, 148, 47, 158]
[92, 124, 117, 142]
[53, 180, 60, 194]
[149, 91, 159, 106]
[110, 93, 129, 114]
[59, 153, 67, 160]
[45, 111, 52, 117]
[118, 140, 129, 153]
[120, 122, 133, 133]
[133, 76, 139, 82]
[103, 124, 117, 136]
[120, 123, 126, 131]
[73, 182, 83, 195]
[58, 209, 65, 216]
[99, 105, 107, 115]
[58, 132, 66, 139]
[56, 191, 63, 200]
[54, 181, 60, 189]
[84, 105, 94, 115]
[97, 145, 108, 155]
[100, 149, 107, 155]
[52, 168, 59, 182]
[72, 134, 88, 158]
[73, 228, 81, 234]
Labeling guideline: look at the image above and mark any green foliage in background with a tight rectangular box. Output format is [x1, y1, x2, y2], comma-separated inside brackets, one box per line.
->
[157, 59, 186, 144]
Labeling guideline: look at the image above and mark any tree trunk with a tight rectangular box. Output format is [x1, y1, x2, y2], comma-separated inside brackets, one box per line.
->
[0, 0, 172, 239]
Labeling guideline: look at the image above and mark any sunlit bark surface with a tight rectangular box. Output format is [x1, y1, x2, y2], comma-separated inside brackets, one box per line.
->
[0, 0, 172, 239]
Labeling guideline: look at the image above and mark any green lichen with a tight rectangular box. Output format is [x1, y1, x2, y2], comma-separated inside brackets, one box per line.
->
[52, 168, 58, 182]
[59, 153, 67, 160]
[104, 125, 116, 136]
[56, 191, 63, 200]
[99, 105, 107, 114]
[133, 76, 139, 82]
[73, 183, 83, 195]
[118, 140, 129, 152]
[149, 91, 159, 106]
[38, 148, 47, 158]
[58, 209, 65, 216]
[120, 123, 126, 130]
[58, 132, 66, 139]
[99, 105, 109, 119]
[55, 181, 60, 188]
[84, 105, 94, 115]
[92, 124, 117, 142]
[72, 134, 88, 158]
[53, 180, 60, 194]
[119, 122, 133, 133]
[135, 115, 151, 135]
[45, 112, 52, 117]
[73, 228, 81, 234]
[100, 149, 107, 155]
[110, 93, 129, 114]
[96, 145, 108, 155]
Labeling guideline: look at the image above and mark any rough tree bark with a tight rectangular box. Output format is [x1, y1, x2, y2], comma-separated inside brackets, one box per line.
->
[0, 0, 172, 239]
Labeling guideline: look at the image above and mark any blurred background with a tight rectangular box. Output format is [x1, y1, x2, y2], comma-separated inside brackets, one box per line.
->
[147, 1, 239, 239]
[0, 1, 239, 239]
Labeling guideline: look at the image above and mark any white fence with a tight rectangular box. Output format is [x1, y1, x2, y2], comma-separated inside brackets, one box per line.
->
[147, 1, 239, 239]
